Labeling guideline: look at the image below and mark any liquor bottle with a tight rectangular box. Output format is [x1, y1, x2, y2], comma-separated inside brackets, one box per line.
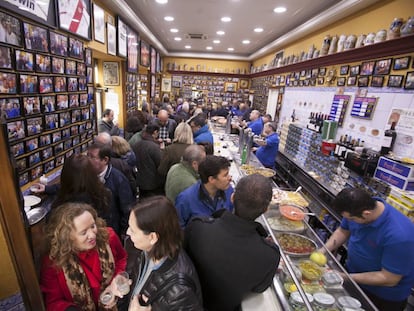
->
[241, 145, 248, 165]
[380, 122, 397, 155]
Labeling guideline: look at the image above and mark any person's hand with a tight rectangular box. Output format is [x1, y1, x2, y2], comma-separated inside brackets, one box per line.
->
[251, 147, 258, 152]
[130, 294, 152, 310]
[108, 273, 132, 299]
[165, 138, 171, 144]
[30, 183, 45, 193]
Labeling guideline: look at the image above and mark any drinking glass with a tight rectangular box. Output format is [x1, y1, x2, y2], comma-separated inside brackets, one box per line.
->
[116, 271, 130, 296]
[100, 290, 117, 308]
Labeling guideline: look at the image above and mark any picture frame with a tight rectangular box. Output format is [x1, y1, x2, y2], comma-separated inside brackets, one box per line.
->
[43, 159, 55, 174]
[78, 77, 87, 90]
[347, 76, 356, 86]
[157, 51, 162, 73]
[59, 112, 71, 127]
[35, 54, 51, 73]
[319, 67, 326, 77]
[374, 58, 392, 75]
[86, 67, 93, 84]
[54, 142, 64, 155]
[11, 142, 24, 157]
[15, 50, 33, 71]
[23, 22, 49, 52]
[50, 31, 68, 56]
[28, 152, 41, 166]
[55, 154, 65, 167]
[57, 0, 91, 40]
[52, 57, 65, 74]
[41, 146, 53, 160]
[68, 77, 78, 92]
[0, 72, 16, 94]
[45, 113, 58, 130]
[0, 46, 13, 69]
[224, 82, 237, 92]
[80, 93, 88, 106]
[387, 75, 404, 88]
[7, 120, 26, 142]
[337, 77, 346, 86]
[42, 96, 56, 113]
[103, 62, 119, 85]
[340, 65, 349, 75]
[69, 94, 80, 107]
[127, 29, 139, 72]
[65, 59, 77, 75]
[52, 131, 62, 143]
[0, 12, 22, 47]
[23, 96, 41, 115]
[19, 172, 29, 186]
[117, 17, 127, 58]
[16, 158, 27, 172]
[357, 76, 369, 87]
[56, 94, 69, 110]
[239, 79, 249, 89]
[77, 62, 86, 76]
[93, 3, 105, 43]
[350, 65, 360, 76]
[360, 61, 375, 76]
[26, 116, 43, 136]
[69, 37, 84, 59]
[62, 128, 70, 138]
[150, 46, 157, 74]
[140, 40, 150, 67]
[54, 76, 67, 92]
[72, 109, 81, 122]
[393, 56, 411, 70]
[39, 134, 51, 147]
[371, 75, 384, 87]
[107, 23, 116, 56]
[39, 77, 53, 93]
[85, 48, 92, 66]
[404, 71, 414, 89]
[1, 98, 21, 119]
[20, 74, 38, 94]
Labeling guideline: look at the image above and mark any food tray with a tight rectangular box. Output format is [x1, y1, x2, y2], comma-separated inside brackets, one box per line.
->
[276, 232, 317, 257]
[280, 191, 308, 207]
[266, 214, 305, 232]
[240, 165, 275, 178]
[26, 207, 47, 225]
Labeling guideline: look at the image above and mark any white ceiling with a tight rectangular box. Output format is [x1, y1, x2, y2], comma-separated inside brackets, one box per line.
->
[100, 0, 382, 61]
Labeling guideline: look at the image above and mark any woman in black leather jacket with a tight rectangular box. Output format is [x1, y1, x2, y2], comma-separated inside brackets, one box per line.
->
[122, 196, 203, 310]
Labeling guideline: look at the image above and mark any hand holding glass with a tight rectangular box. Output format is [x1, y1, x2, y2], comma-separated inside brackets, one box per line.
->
[115, 272, 130, 296]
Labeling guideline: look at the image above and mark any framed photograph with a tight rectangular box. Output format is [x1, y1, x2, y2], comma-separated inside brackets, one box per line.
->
[388, 75, 404, 88]
[117, 17, 127, 57]
[7, 120, 26, 141]
[87, 86, 94, 103]
[59, 112, 71, 127]
[65, 59, 76, 75]
[69, 94, 79, 107]
[68, 77, 78, 92]
[16, 158, 27, 172]
[55, 154, 65, 167]
[69, 37, 84, 59]
[23, 96, 41, 115]
[374, 58, 392, 75]
[19, 172, 29, 186]
[62, 128, 70, 138]
[239, 79, 249, 89]
[86, 67, 93, 84]
[15, 50, 33, 71]
[340, 65, 349, 75]
[57, 0, 91, 40]
[52, 57, 65, 74]
[73, 135, 80, 146]
[64, 138, 72, 150]
[39, 77, 53, 93]
[30, 165, 43, 181]
[337, 77, 346, 86]
[71, 125, 79, 135]
[39, 134, 51, 147]
[81, 107, 90, 119]
[140, 40, 150, 67]
[54, 142, 64, 155]
[41, 147, 53, 160]
[371, 75, 384, 87]
[0, 46, 13, 69]
[224, 82, 237, 92]
[85, 48, 92, 66]
[11, 142, 25, 157]
[35, 54, 51, 72]
[29, 152, 41, 167]
[72, 109, 81, 122]
[404, 71, 414, 89]
[393, 56, 411, 70]
[23, 22, 48, 52]
[347, 76, 356, 86]
[78, 77, 87, 90]
[360, 61, 375, 76]
[25, 137, 39, 152]
[93, 3, 105, 43]
[103, 62, 119, 85]
[107, 23, 116, 56]
[52, 131, 62, 143]
[20, 74, 38, 94]
[54, 76, 67, 92]
[77, 62, 86, 76]
[0, 72, 17, 94]
[350, 65, 360, 76]
[43, 159, 55, 174]
[150, 46, 156, 74]
[357, 76, 369, 87]
[45, 114, 58, 130]
[319, 67, 326, 77]
[56, 94, 69, 110]
[1, 98, 21, 119]
[80, 93, 88, 106]
[157, 51, 162, 73]
[50, 31, 68, 56]
[0, 12, 22, 47]
[26, 116, 43, 136]
[317, 77, 325, 85]
[127, 29, 139, 72]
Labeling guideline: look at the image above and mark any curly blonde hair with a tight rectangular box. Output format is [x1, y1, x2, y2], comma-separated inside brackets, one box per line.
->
[45, 202, 109, 269]
[173, 122, 194, 144]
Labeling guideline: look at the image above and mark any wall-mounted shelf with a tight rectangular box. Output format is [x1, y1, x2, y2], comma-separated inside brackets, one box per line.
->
[167, 70, 248, 78]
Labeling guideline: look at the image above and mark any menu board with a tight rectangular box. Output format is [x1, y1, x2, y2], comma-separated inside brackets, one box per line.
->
[329, 94, 350, 127]
[350, 97, 377, 119]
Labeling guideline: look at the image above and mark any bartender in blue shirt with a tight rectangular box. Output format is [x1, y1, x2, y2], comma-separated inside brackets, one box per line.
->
[253, 122, 279, 169]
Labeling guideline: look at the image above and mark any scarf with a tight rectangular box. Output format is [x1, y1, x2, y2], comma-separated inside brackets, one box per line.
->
[63, 243, 116, 311]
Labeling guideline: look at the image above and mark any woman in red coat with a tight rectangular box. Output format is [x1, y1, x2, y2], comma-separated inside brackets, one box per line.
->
[40, 202, 127, 311]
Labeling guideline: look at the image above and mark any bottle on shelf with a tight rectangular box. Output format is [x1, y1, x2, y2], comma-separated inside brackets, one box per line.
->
[380, 122, 397, 155]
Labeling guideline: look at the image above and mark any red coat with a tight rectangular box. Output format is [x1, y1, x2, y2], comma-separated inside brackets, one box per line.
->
[40, 228, 127, 311]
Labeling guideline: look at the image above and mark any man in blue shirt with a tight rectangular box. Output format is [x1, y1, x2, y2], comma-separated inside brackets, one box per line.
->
[190, 113, 214, 144]
[175, 155, 233, 227]
[254, 122, 279, 169]
[323, 188, 414, 310]
[246, 110, 263, 135]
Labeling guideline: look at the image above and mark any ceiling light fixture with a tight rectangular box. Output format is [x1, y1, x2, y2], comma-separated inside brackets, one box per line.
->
[164, 16, 174, 21]
[254, 27, 264, 33]
[185, 45, 191, 49]
[242, 40, 250, 44]
[273, 6, 287, 13]
[213, 40, 220, 44]
[206, 46, 213, 50]
[170, 28, 178, 33]
[221, 17, 231, 22]
[174, 37, 182, 41]
[155, 0, 168, 3]
[227, 48, 234, 51]
[216, 30, 225, 36]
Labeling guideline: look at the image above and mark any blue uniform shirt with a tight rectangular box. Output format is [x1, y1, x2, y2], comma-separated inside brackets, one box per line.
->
[255, 133, 279, 168]
[248, 118, 263, 136]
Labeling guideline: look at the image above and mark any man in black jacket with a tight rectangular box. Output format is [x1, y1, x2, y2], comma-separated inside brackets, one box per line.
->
[184, 174, 281, 311]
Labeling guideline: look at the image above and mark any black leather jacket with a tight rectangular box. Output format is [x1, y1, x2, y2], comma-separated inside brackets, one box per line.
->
[124, 248, 203, 311]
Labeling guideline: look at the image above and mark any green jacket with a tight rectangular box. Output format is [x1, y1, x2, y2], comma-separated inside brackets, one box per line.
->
[165, 162, 199, 204]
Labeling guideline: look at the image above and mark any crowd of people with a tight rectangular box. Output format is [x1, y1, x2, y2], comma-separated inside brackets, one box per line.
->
[33, 97, 414, 310]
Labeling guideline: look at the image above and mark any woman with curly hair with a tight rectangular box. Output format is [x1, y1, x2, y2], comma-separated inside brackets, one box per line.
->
[40, 202, 127, 311]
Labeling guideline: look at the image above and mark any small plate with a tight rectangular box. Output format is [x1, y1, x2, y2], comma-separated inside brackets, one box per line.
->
[23, 195, 41, 207]
[26, 207, 47, 225]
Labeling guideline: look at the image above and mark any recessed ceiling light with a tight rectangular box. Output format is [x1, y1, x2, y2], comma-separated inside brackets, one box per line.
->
[206, 46, 213, 50]
[170, 28, 178, 33]
[242, 40, 250, 44]
[213, 40, 220, 44]
[227, 48, 234, 51]
[185, 45, 191, 49]
[221, 16, 231, 22]
[164, 16, 174, 21]
[216, 30, 225, 36]
[273, 6, 287, 13]
[155, 0, 168, 3]
[254, 27, 264, 33]
[174, 37, 182, 41]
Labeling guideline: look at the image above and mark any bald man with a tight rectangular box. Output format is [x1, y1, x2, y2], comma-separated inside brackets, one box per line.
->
[151, 109, 177, 144]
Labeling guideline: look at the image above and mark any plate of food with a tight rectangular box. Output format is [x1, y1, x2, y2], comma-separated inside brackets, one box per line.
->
[267, 214, 305, 232]
[276, 232, 317, 257]
[271, 188, 287, 204]
[298, 260, 324, 281]
[23, 195, 41, 207]
[279, 204, 307, 221]
[240, 165, 276, 178]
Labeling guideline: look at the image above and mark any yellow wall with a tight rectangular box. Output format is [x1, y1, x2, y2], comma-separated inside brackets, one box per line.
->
[253, 0, 414, 67]
[0, 223, 19, 299]
[163, 57, 250, 74]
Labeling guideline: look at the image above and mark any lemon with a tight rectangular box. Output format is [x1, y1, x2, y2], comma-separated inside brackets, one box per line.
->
[310, 251, 327, 266]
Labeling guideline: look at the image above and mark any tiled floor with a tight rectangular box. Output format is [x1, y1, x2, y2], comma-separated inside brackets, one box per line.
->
[0, 293, 25, 311]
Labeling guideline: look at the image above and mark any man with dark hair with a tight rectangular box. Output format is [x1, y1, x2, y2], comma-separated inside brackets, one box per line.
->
[254, 122, 279, 169]
[98, 108, 120, 135]
[87, 142, 135, 236]
[175, 155, 233, 227]
[322, 188, 414, 310]
[165, 144, 206, 203]
[184, 174, 281, 311]
[190, 113, 213, 144]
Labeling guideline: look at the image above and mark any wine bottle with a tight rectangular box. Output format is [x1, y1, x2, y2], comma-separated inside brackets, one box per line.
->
[380, 122, 397, 155]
